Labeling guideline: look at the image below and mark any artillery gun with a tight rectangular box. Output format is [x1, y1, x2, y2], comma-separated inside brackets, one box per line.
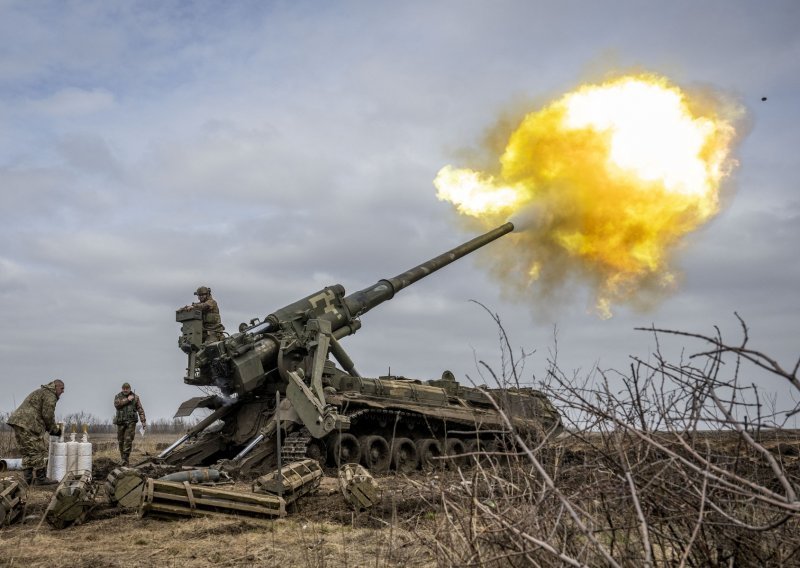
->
[160, 222, 562, 475]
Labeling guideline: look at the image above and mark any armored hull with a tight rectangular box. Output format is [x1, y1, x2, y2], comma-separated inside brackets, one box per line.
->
[321, 367, 561, 471]
[166, 364, 561, 475]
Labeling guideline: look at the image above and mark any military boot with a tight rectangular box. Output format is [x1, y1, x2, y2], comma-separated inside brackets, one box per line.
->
[34, 468, 58, 486]
[23, 467, 34, 485]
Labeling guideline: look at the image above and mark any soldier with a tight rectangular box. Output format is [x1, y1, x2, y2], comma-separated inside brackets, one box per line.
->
[113, 382, 147, 466]
[178, 285, 226, 343]
[6, 380, 64, 485]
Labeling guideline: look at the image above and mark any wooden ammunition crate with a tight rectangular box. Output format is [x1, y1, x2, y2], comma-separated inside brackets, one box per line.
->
[45, 471, 97, 529]
[0, 476, 26, 526]
[105, 466, 146, 508]
[252, 458, 322, 504]
[140, 478, 285, 519]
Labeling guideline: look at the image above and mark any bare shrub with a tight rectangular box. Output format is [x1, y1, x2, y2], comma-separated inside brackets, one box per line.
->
[419, 313, 800, 567]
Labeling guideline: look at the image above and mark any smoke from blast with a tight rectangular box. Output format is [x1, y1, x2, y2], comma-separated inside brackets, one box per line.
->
[435, 74, 745, 318]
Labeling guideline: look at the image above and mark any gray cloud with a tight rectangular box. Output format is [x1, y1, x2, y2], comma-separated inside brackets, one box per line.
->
[30, 88, 116, 117]
[1, 1, 798, 423]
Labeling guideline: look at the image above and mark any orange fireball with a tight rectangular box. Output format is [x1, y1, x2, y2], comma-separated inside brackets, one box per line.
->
[435, 74, 744, 317]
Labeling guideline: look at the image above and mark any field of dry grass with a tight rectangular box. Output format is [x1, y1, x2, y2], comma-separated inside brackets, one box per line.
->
[1, 479, 437, 568]
[1, 431, 441, 568]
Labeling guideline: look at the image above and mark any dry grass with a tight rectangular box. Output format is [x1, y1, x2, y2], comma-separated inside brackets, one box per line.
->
[2, 432, 438, 567]
[0, 467, 438, 568]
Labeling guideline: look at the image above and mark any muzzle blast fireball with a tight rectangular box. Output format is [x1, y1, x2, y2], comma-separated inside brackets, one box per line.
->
[435, 73, 744, 317]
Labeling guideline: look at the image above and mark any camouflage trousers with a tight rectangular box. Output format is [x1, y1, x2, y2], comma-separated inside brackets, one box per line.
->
[11, 425, 47, 469]
[117, 422, 137, 462]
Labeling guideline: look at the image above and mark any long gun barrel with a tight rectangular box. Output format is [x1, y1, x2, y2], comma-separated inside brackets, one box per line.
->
[343, 221, 514, 318]
[263, 221, 514, 334]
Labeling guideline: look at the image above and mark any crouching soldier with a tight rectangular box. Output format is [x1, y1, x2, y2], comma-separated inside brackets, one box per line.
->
[113, 382, 146, 466]
[6, 379, 64, 485]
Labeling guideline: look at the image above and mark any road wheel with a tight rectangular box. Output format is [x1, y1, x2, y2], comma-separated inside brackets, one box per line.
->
[360, 435, 390, 473]
[328, 432, 361, 466]
[444, 438, 467, 469]
[416, 438, 443, 471]
[390, 437, 418, 473]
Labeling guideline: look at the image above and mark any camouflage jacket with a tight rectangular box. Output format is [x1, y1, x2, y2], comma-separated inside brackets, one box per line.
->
[6, 381, 60, 434]
[192, 296, 225, 333]
[114, 392, 147, 425]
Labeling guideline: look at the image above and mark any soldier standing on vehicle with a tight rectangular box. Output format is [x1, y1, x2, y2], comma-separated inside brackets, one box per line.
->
[113, 382, 146, 466]
[6, 380, 64, 485]
[177, 285, 226, 343]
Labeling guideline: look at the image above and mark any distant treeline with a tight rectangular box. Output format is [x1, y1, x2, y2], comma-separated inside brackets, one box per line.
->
[0, 410, 193, 434]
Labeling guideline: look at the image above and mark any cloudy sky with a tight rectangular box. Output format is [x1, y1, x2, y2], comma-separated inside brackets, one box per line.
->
[1, 1, 798, 425]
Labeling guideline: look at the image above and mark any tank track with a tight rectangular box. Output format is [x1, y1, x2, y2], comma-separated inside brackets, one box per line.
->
[348, 408, 420, 434]
[345, 408, 480, 436]
[276, 409, 502, 473]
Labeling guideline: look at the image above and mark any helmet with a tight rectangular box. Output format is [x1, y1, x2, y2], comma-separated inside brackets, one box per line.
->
[121, 382, 131, 389]
[194, 286, 211, 296]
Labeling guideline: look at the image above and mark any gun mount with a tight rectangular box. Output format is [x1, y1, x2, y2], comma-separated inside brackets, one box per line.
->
[163, 222, 562, 475]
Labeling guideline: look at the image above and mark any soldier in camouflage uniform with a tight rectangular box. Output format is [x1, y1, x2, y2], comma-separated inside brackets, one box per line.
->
[113, 382, 147, 466]
[178, 285, 226, 343]
[6, 380, 64, 485]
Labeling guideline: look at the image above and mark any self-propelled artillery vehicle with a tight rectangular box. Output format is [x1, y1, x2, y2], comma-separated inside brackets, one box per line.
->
[160, 222, 562, 475]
